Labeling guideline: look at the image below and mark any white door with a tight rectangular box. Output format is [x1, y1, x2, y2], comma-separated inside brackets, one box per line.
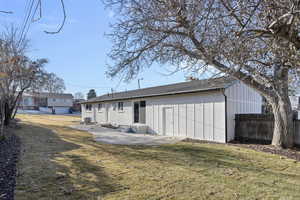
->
[164, 107, 174, 136]
[93, 106, 97, 122]
[105, 104, 109, 122]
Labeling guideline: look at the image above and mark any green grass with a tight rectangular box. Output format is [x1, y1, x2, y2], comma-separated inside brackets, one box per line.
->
[14, 114, 300, 200]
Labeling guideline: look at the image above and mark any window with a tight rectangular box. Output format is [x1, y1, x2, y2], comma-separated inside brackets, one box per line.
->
[23, 98, 29, 106]
[140, 101, 146, 107]
[53, 98, 56, 102]
[118, 102, 124, 111]
[112, 103, 117, 111]
[85, 104, 92, 111]
[98, 103, 103, 112]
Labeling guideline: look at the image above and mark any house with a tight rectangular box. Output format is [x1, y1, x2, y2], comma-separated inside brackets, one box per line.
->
[81, 77, 262, 143]
[19, 92, 74, 114]
[72, 98, 85, 112]
[290, 96, 300, 110]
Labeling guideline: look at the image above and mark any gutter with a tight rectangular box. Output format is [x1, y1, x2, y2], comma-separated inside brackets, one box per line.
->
[221, 88, 228, 143]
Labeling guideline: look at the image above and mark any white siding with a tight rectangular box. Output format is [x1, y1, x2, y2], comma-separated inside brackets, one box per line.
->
[82, 101, 133, 125]
[47, 97, 73, 107]
[81, 104, 95, 122]
[21, 97, 35, 106]
[94, 103, 107, 123]
[106, 101, 132, 125]
[146, 91, 226, 143]
[80, 81, 262, 143]
[225, 81, 262, 141]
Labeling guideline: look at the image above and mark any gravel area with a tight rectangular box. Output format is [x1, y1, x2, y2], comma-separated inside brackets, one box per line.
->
[0, 134, 20, 200]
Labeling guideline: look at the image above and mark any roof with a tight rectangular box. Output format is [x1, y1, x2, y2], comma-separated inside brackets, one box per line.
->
[23, 92, 73, 99]
[82, 76, 236, 104]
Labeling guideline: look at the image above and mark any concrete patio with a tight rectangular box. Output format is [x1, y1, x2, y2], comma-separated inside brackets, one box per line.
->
[69, 124, 183, 145]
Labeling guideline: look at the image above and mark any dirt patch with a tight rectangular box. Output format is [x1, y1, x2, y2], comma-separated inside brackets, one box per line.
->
[0, 133, 21, 200]
[229, 142, 300, 162]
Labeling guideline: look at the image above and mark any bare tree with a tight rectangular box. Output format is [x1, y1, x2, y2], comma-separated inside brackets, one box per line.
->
[105, 0, 300, 148]
[28, 70, 66, 94]
[0, 27, 47, 138]
[43, 73, 66, 93]
[74, 92, 85, 100]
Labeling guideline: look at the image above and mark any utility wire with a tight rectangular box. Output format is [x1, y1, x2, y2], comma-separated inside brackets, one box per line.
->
[44, 0, 66, 34]
[0, 11, 13, 14]
[32, 0, 42, 22]
[19, 0, 36, 45]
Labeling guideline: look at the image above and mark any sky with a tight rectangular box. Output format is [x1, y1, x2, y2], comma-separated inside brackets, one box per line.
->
[0, 0, 191, 98]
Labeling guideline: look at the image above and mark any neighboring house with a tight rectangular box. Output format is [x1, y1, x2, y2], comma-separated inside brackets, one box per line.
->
[19, 92, 74, 114]
[72, 99, 85, 112]
[290, 96, 300, 119]
[290, 96, 300, 110]
[81, 77, 262, 143]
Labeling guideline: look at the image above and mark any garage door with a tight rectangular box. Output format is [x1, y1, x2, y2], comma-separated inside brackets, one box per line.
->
[54, 107, 70, 114]
[163, 107, 174, 136]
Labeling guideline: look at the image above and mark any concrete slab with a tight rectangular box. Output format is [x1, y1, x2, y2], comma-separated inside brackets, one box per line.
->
[69, 124, 183, 145]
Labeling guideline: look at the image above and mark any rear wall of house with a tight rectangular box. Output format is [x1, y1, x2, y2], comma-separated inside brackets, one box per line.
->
[97, 101, 132, 125]
[146, 91, 226, 143]
[225, 81, 262, 142]
[81, 101, 133, 125]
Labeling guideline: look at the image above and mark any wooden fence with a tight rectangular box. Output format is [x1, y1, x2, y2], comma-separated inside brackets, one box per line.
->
[235, 114, 300, 145]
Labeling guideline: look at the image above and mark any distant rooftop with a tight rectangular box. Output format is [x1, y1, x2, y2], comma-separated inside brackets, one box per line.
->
[23, 92, 73, 99]
[82, 76, 236, 104]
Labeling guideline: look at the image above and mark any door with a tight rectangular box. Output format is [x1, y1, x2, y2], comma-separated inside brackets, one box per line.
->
[134, 102, 139, 123]
[164, 107, 174, 136]
[105, 104, 109, 122]
[93, 105, 97, 122]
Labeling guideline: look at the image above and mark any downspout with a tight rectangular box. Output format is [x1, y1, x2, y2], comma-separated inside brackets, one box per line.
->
[221, 88, 228, 143]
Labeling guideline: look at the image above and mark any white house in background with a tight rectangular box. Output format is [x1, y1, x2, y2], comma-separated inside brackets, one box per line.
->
[19, 92, 73, 114]
[290, 96, 300, 110]
[81, 77, 262, 143]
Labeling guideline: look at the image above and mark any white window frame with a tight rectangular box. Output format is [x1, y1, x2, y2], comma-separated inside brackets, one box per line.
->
[112, 103, 117, 111]
[98, 103, 103, 112]
[85, 104, 92, 112]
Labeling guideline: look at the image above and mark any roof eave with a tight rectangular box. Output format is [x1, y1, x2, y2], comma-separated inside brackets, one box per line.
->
[80, 87, 224, 104]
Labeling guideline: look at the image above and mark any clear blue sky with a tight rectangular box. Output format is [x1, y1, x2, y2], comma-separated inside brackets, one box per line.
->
[0, 0, 189, 98]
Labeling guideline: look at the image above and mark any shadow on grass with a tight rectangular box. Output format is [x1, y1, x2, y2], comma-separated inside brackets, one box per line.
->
[83, 136, 300, 179]
[15, 123, 125, 199]
[16, 121, 300, 199]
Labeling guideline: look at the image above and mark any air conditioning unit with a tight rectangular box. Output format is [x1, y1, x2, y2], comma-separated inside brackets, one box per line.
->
[84, 117, 92, 124]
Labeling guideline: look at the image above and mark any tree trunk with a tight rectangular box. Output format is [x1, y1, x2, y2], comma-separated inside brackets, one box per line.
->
[0, 102, 5, 140]
[4, 102, 11, 126]
[270, 98, 294, 148]
[268, 63, 294, 148]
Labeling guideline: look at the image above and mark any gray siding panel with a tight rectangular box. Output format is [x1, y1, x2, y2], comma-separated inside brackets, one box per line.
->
[225, 81, 262, 142]
[146, 91, 226, 143]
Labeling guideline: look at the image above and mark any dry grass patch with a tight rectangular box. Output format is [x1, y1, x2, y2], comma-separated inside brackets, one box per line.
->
[14, 114, 300, 200]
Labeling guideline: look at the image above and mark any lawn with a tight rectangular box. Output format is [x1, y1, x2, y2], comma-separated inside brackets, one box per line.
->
[14, 114, 300, 200]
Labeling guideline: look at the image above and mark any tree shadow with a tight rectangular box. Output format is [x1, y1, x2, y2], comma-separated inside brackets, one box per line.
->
[15, 121, 300, 199]
[15, 123, 125, 200]
[83, 140, 300, 192]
